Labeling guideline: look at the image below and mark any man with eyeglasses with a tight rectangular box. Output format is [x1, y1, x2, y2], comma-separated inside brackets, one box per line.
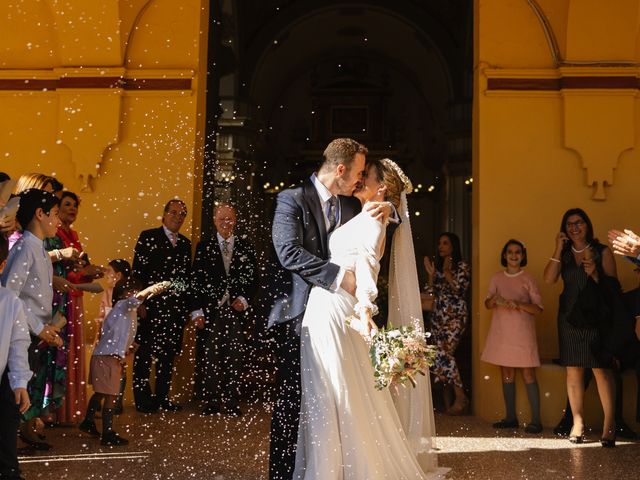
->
[131, 199, 193, 413]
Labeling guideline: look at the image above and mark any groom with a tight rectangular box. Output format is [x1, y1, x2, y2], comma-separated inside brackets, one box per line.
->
[269, 138, 385, 479]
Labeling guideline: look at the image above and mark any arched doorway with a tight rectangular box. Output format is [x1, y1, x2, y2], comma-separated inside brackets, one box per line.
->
[204, 0, 473, 404]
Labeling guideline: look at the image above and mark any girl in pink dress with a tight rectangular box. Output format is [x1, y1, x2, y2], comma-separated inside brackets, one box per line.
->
[481, 239, 544, 433]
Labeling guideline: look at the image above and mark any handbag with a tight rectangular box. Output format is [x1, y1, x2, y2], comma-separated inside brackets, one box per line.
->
[566, 277, 607, 329]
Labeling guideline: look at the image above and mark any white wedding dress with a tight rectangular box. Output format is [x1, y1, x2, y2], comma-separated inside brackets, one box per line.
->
[293, 208, 443, 480]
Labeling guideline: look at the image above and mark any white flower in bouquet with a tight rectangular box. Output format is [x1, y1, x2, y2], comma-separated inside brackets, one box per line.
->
[369, 321, 436, 391]
[345, 314, 436, 390]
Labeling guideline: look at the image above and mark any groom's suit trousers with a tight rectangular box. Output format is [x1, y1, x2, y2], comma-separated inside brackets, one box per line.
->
[269, 317, 302, 480]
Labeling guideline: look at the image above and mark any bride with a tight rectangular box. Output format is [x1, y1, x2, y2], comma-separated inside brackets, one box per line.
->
[294, 158, 444, 479]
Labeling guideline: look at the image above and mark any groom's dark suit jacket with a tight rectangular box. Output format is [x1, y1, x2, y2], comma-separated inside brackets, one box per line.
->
[268, 177, 360, 480]
[269, 178, 361, 328]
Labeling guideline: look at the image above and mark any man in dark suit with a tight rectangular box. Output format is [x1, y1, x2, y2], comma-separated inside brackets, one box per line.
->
[191, 203, 258, 416]
[269, 138, 391, 480]
[132, 199, 193, 413]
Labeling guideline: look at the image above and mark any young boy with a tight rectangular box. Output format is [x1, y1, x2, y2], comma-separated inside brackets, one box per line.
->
[1, 188, 63, 451]
[80, 277, 170, 446]
[1, 188, 63, 347]
[0, 235, 32, 479]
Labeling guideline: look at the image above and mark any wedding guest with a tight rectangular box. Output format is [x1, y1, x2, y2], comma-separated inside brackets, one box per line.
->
[554, 250, 640, 439]
[8, 177, 75, 434]
[56, 191, 104, 424]
[80, 277, 169, 446]
[48, 177, 64, 198]
[95, 259, 132, 413]
[482, 239, 543, 433]
[9, 173, 55, 250]
[424, 232, 470, 415]
[191, 203, 258, 416]
[12, 173, 55, 196]
[1, 175, 14, 270]
[543, 208, 616, 447]
[620, 266, 640, 432]
[0, 282, 31, 478]
[1, 189, 63, 450]
[9, 173, 80, 270]
[98, 259, 132, 323]
[132, 199, 193, 412]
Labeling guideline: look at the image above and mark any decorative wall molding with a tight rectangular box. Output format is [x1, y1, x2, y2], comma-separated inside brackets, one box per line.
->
[525, 0, 561, 66]
[484, 66, 637, 200]
[0, 68, 194, 91]
[485, 67, 640, 92]
[0, 67, 194, 191]
[563, 91, 635, 200]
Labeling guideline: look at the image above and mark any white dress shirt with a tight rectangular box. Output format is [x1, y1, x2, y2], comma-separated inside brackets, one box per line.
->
[1, 230, 52, 336]
[162, 225, 178, 246]
[0, 288, 32, 390]
[310, 173, 342, 232]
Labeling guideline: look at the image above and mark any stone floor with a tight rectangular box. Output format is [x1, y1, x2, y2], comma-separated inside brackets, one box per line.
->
[19, 402, 640, 479]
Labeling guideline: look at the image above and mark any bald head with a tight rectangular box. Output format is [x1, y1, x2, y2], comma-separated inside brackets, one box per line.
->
[214, 203, 237, 239]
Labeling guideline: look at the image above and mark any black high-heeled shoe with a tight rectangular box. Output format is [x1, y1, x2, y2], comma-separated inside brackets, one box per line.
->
[600, 437, 616, 448]
[568, 426, 585, 444]
[569, 434, 584, 444]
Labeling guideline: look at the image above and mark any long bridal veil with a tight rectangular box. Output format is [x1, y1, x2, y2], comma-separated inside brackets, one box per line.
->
[387, 187, 439, 473]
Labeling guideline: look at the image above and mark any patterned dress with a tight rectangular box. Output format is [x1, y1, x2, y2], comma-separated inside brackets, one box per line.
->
[429, 261, 470, 388]
[558, 243, 608, 368]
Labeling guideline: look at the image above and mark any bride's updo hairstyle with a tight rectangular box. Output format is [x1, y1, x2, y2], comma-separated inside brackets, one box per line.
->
[367, 158, 412, 211]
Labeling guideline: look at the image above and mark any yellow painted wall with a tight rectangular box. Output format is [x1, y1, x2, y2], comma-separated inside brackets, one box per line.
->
[0, 0, 209, 402]
[475, 0, 640, 427]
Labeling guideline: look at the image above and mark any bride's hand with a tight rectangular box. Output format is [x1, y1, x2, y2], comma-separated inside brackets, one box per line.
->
[365, 201, 391, 222]
[361, 310, 377, 338]
[366, 315, 378, 337]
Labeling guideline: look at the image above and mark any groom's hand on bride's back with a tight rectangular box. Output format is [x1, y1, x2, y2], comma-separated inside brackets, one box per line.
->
[341, 271, 357, 296]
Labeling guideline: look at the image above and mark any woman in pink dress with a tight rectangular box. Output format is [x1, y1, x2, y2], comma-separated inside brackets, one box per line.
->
[481, 239, 544, 433]
[56, 191, 104, 424]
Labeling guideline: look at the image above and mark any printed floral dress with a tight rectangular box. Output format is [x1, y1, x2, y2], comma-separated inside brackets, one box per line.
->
[427, 261, 470, 388]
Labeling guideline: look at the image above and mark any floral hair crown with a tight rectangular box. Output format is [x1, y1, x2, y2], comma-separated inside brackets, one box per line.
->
[381, 158, 413, 194]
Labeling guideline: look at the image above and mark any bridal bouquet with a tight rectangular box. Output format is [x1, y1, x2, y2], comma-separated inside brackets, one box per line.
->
[368, 322, 436, 391]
